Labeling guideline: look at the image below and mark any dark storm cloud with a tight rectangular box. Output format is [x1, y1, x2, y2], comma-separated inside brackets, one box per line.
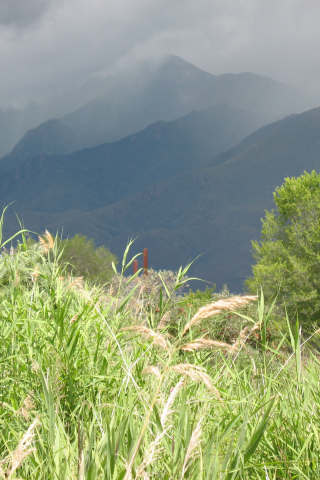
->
[1, 0, 320, 108]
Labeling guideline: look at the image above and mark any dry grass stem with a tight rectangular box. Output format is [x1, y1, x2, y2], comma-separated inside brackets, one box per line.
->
[0, 417, 39, 480]
[181, 418, 202, 478]
[143, 366, 162, 379]
[79, 450, 85, 480]
[157, 311, 171, 329]
[121, 326, 168, 350]
[182, 295, 257, 335]
[38, 230, 54, 254]
[179, 338, 237, 353]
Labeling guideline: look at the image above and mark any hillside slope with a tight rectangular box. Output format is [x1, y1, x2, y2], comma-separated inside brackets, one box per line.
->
[0, 104, 271, 211]
[0, 119, 80, 169]
[0, 55, 311, 158]
[3, 108, 320, 290]
[60, 56, 311, 150]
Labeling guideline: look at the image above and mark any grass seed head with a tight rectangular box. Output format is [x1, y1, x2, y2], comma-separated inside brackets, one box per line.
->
[182, 418, 203, 477]
[18, 395, 35, 421]
[65, 277, 84, 291]
[143, 366, 162, 379]
[180, 338, 237, 353]
[170, 364, 217, 396]
[121, 326, 168, 350]
[157, 311, 171, 329]
[2, 417, 40, 480]
[38, 230, 54, 254]
[182, 295, 257, 335]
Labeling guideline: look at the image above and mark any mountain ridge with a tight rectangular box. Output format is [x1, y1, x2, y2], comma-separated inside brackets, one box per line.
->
[3, 107, 320, 290]
[0, 55, 312, 157]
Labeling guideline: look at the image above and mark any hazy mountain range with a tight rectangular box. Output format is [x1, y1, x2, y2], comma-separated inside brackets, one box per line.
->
[0, 55, 313, 157]
[0, 56, 319, 291]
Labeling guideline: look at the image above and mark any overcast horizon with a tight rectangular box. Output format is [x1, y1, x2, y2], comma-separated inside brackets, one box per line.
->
[1, 0, 320, 109]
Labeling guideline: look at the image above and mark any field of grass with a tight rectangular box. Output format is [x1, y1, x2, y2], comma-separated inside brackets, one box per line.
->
[1, 228, 320, 479]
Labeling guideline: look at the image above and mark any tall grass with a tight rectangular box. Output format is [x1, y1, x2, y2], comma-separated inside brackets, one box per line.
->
[0, 228, 320, 478]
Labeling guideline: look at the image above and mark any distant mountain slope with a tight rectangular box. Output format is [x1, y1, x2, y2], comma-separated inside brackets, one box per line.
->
[1, 55, 312, 158]
[85, 106, 320, 290]
[0, 119, 79, 169]
[3, 107, 320, 291]
[0, 104, 271, 210]
[60, 56, 312, 150]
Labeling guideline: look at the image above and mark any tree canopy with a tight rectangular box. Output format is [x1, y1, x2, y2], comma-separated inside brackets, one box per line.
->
[59, 234, 117, 284]
[246, 170, 320, 323]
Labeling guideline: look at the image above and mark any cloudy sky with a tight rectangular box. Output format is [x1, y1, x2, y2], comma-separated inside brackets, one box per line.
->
[1, 0, 320, 108]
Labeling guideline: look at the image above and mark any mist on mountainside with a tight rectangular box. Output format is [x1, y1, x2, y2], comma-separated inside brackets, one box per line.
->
[0, 55, 315, 157]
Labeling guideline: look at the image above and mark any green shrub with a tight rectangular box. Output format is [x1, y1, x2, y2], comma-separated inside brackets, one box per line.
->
[59, 234, 117, 284]
[246, 170, 320, 327]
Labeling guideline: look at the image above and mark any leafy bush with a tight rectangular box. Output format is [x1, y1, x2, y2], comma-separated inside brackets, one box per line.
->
[59, 233, 117, 284]
[246, 170, 320, 326]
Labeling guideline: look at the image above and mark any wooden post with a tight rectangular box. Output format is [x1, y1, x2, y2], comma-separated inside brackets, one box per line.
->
[133, 259, 138, 274]
[143, 248, 148, 275]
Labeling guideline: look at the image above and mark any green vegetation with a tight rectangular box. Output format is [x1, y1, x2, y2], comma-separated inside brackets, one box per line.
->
[247, 170, 320, 326]
[59, 234, 117, 284]
[1, 222, 320, 478]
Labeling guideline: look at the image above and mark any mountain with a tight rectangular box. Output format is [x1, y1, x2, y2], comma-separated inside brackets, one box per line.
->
[0, 55, 313, 158]
[0, 119, 79, 169]
[3, 107, 320, 291]
[0, 104, 272, 210]
[59, 56, 312, 151]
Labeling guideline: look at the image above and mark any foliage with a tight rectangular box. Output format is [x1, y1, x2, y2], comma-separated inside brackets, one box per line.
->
[59, 234, 117, 284]
[246, 170, 320, 325]
[184, 286, 216, 307]
[1, 224, 320, 478]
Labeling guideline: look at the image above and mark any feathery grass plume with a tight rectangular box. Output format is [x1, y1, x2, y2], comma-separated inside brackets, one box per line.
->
[135, 442, 164, 479]
[182, 295, 257, 335]
[238, 321, 260, 347]
[157, 311, 171, 329]
[18, 395, 35, 421]
[70, 314, 79, 325]
[160, 378, 185, 426]
[143, 366, 162, 379]
[121, 326, 168, 350]
[179, 338, 237, 353]
[181, 418, 203, 479]
[0, 417, 39, 480]
[135, 379, 185, 478]
[31, 266, 39, 282]
[170, 364, 220, 398]
[232, 321, 261, 362]
[38, 230, 54, 254]
[65, 276, 84, 291]
[31, 359, 40, 373]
